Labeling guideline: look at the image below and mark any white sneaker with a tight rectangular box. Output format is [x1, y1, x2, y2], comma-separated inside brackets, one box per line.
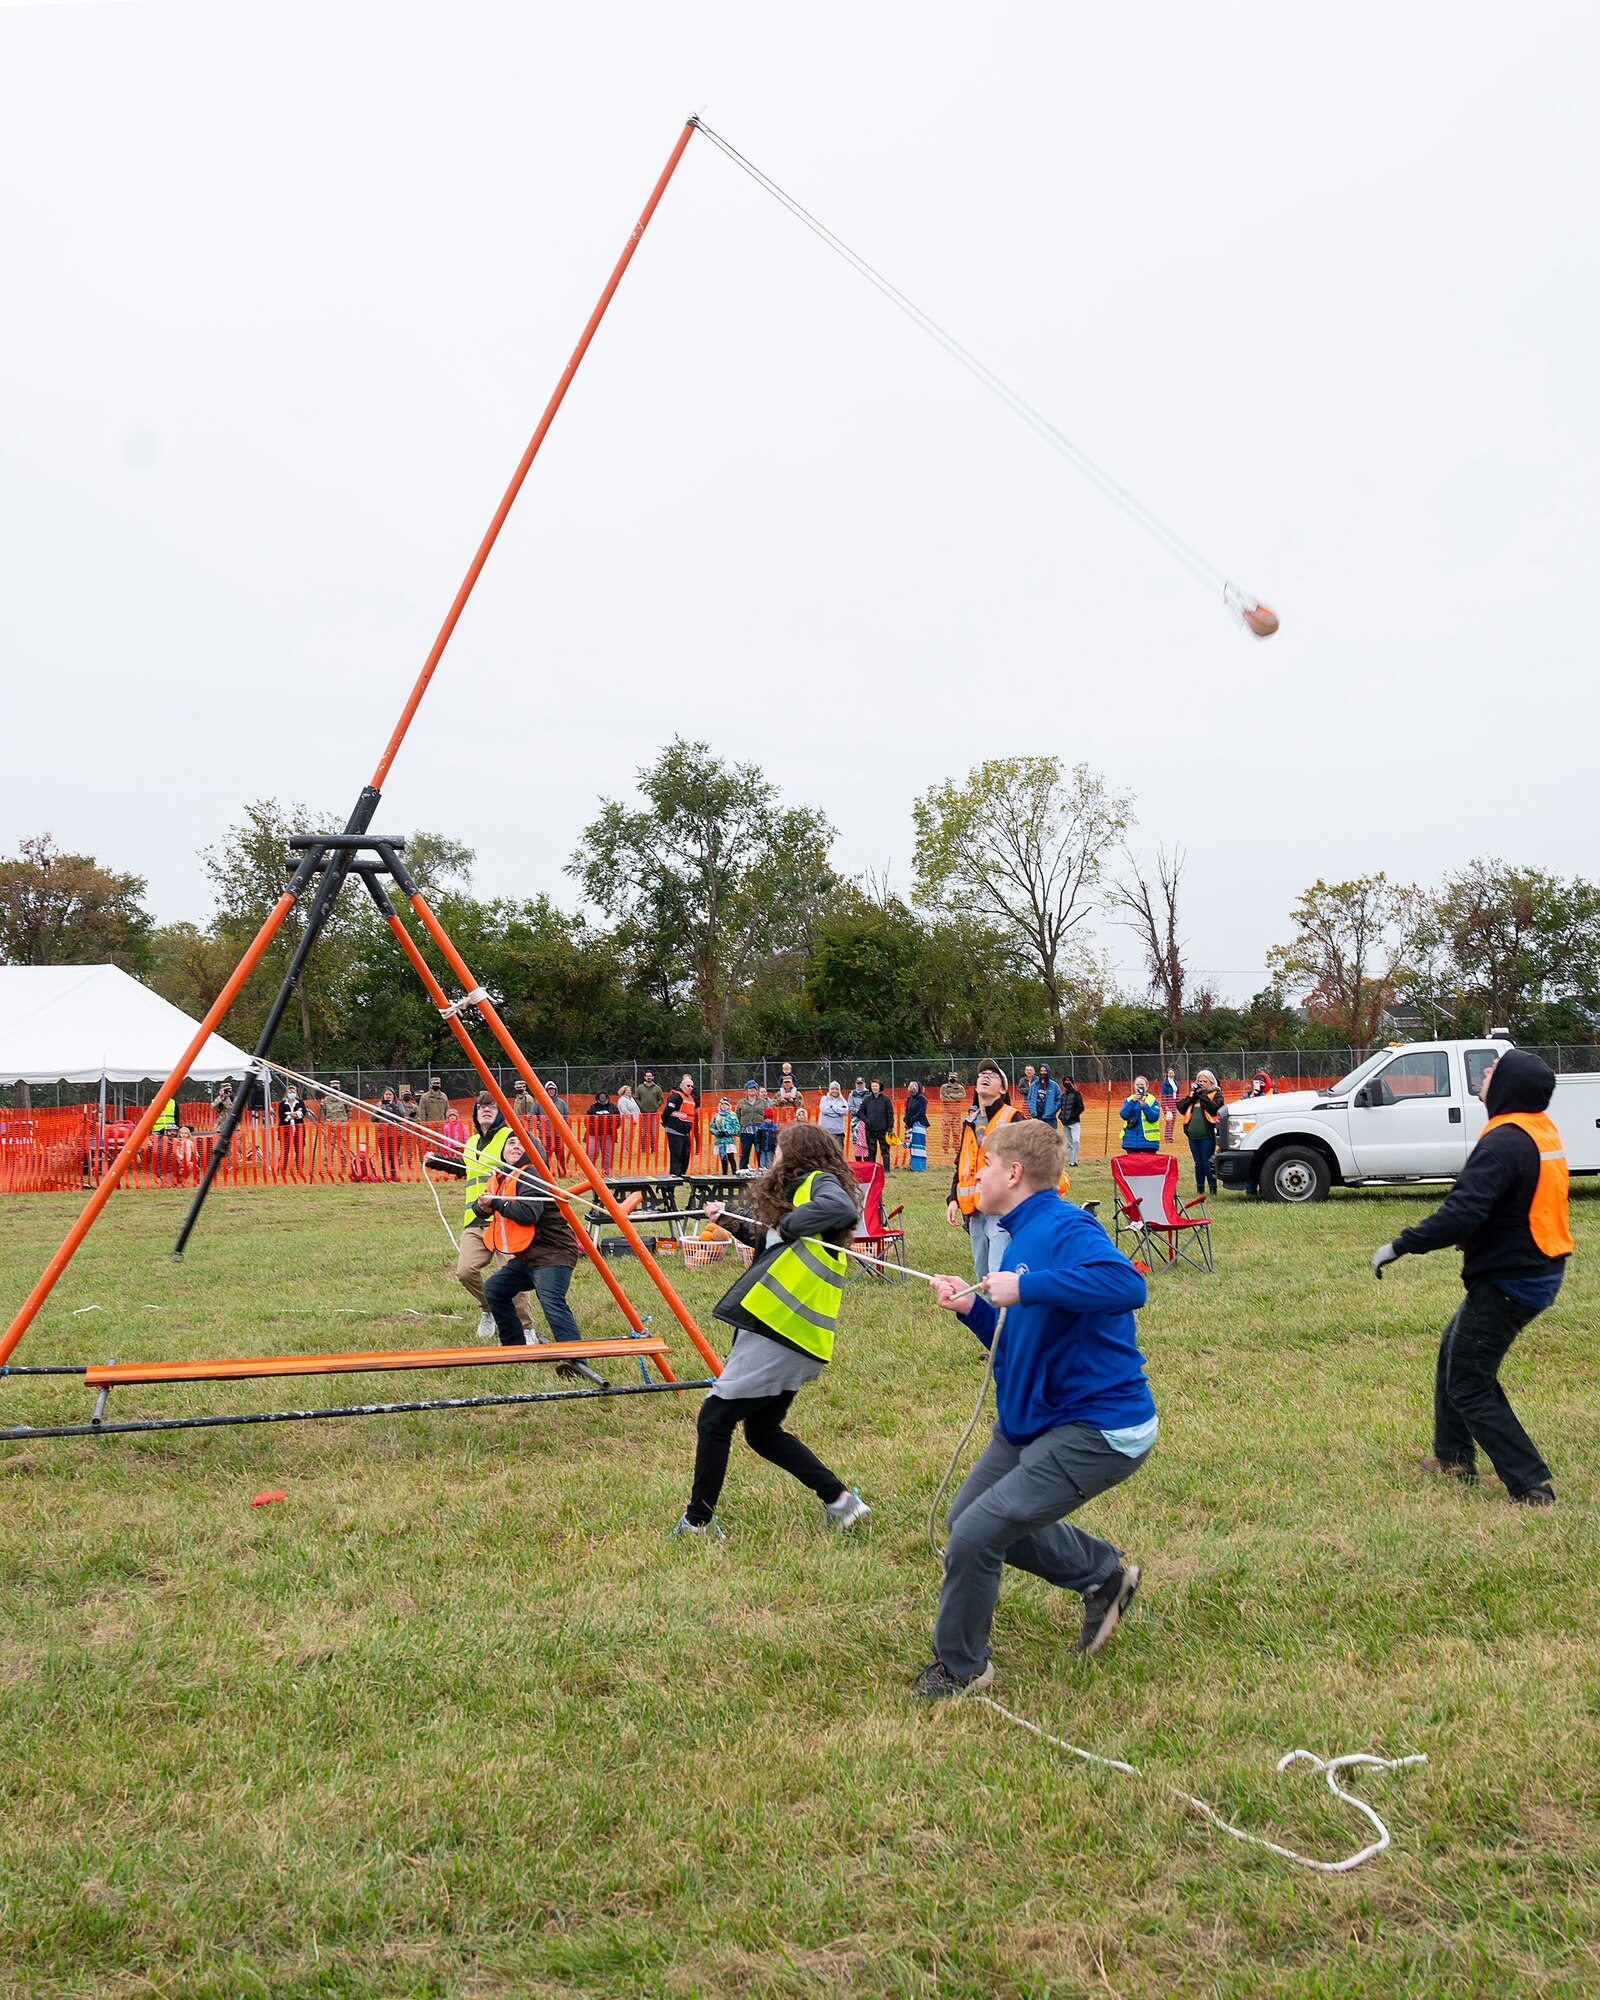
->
[824, 1488, 872, 1530]
[475, 1310, 496, 1342]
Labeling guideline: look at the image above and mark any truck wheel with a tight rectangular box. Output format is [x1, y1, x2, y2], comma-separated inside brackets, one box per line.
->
[1259, 1146, 1330, 1204]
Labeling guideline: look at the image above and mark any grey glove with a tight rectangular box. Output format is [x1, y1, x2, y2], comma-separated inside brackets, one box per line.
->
[1371, 1242, 1401, 1280]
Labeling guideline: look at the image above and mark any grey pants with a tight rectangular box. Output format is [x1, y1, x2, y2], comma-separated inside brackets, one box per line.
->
[967, 1211, 1009, 1283]
[933, 1422, 1150, 1683]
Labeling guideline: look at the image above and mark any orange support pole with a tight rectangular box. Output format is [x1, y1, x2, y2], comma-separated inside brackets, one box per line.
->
[408, 894, 723, 1378]
[375, 904, 677, 1378]
[0, 892, 300, 1368]
[368, 116, 699, 791]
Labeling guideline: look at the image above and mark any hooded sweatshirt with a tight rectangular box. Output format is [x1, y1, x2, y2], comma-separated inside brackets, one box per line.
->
[1392, 1049, 1570, 1302]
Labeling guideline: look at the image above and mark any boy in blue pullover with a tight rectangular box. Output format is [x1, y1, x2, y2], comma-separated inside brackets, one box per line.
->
[917, 1117, 1155, 1699]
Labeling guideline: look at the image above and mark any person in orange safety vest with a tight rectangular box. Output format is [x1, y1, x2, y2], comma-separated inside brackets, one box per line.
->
[1372, 1049, 1573, 1506]
[946, 1060, 1025, 1284]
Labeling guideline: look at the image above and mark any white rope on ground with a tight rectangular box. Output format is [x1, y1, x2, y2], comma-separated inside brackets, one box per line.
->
[902, 1267, 1427, 1872]
[971, 1702, 1426, 1875]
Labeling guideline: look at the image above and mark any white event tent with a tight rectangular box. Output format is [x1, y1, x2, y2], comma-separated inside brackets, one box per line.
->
[0, 965, 252, 1092]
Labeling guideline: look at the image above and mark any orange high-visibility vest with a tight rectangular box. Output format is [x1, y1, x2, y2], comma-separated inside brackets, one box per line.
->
[481, 1169, 538, 1256]
[955, 1103, 1022, 1215]
[1480, 1112, 1575, 1258]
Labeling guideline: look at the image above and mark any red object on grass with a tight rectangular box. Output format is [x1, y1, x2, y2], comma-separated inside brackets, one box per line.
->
[250, 1490, 287, 1507]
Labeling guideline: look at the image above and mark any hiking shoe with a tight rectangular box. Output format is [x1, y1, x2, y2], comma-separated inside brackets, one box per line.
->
[1510, 1483, 1556, 1508]
[1419, 1455, 1477, 1485]
[474, 1310, 497, 1342]
[1079, 1562, 1141, 1656]
[824, 1488, 872, 1530]
[670, 1513, 726, 1539]
[911, 1658, 995, 1701]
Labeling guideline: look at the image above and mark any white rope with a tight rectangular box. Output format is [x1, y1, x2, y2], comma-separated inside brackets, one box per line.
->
[258, 1057, 591, 1216]
[971, 1701, 1426, 1874]
[918, 1278, 1426, 1871]
[426, 1174, 460, 1252]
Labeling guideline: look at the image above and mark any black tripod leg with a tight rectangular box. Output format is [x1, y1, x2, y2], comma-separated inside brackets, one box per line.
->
[170, 787, 380, 1257]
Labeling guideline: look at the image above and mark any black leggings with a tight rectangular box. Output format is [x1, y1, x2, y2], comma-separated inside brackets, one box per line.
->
[865, 1132, 892, 1170]
[686, 1389, 845, 1525]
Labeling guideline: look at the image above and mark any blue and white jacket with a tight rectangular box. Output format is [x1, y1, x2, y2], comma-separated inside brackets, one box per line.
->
[960, 1189, 1155, 1445]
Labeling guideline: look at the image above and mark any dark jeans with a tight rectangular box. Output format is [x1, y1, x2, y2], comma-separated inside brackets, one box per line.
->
[739, 1131, 761, 1169]
[1433, 1280, 1552, 1495]
[686, 1389, 845, 1525]
[1188, 1135, 1217, 1194]
[666, 1127, 692, 1178]
[865, 1132, 892, 1171]
[483, 1258, 582, 1345]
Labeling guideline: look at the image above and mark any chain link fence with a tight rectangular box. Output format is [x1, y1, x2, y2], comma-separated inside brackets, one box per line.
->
[8, 1043, 1597, 1114]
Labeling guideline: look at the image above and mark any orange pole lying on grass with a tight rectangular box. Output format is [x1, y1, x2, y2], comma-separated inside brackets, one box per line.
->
[369, 116, 700, 791]
[0, 893, 300, 1369]
[84, 1338, 670, 1388]
[375, 903, 675, 1376]
[408, 893, 724, 1378]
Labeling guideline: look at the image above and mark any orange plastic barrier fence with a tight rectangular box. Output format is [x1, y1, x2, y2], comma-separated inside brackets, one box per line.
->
[0, 1078, 1344, 1192]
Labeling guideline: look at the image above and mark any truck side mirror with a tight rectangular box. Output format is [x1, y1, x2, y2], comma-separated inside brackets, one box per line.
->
[1353, 1085, 1374, 1109]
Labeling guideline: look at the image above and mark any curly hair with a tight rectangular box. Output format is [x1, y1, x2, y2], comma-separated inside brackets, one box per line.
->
[748, 1121, 862, 1231]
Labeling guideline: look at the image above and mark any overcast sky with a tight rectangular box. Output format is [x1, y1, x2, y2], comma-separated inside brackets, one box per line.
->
[3, 1, 1594, 1000]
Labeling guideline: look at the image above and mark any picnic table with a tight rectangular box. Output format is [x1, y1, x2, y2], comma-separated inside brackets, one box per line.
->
[583, 1172, 755, 1252]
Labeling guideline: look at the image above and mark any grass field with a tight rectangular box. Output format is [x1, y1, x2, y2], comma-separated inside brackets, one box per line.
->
[1, 1165, 1597, 1998]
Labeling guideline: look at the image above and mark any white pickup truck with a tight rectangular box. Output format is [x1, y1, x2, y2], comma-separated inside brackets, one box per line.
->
[1214, 1037, 1600, 1203]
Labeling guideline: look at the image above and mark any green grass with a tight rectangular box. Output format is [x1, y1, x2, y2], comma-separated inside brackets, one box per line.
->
[1, 1167, 1597, 1997]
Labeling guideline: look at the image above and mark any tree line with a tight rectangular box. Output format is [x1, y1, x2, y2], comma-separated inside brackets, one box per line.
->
[3, 744, 1597, 1073]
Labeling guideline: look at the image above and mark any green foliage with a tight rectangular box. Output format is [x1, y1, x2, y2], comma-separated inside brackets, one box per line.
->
[0, 833, 152, 972]
[569, 739, 837, 1065]
[1402, 858, 1600, 1036]
[1267, 874, 1415, 1046]
[913, 757, 1133, 1052]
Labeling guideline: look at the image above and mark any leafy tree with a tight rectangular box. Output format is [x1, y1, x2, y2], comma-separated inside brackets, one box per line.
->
[199, 801, 372, 1069]
[1267, 875, 1414, 1046]
[569, 739, 837, 1071]
[1402, 859, 1600, 1037]
[0, 834, 152, 971]
[913, 758, 1133, 1055]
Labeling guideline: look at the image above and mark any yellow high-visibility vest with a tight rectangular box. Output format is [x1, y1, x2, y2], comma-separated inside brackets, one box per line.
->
[741, 1171, 849, 1363]
[462, 1125, 512, 1229]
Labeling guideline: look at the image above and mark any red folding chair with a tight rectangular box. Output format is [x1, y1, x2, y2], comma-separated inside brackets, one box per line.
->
[850, 1161, 907, 1280]
[1110, 1153, 1213, 1274]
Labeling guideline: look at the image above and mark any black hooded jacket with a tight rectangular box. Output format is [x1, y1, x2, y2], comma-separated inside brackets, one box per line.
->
[1392, 1050, 1568, 1286]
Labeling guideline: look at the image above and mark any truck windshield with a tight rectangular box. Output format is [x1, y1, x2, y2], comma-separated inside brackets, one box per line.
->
[1331, 1051, 1389, 1094]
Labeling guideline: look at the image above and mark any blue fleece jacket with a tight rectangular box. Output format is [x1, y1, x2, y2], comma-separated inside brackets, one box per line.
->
[959, 1188, 1154, 1445]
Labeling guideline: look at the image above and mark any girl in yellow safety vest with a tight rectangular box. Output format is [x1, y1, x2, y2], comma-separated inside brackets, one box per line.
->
[672, 1123, 871, 1539]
